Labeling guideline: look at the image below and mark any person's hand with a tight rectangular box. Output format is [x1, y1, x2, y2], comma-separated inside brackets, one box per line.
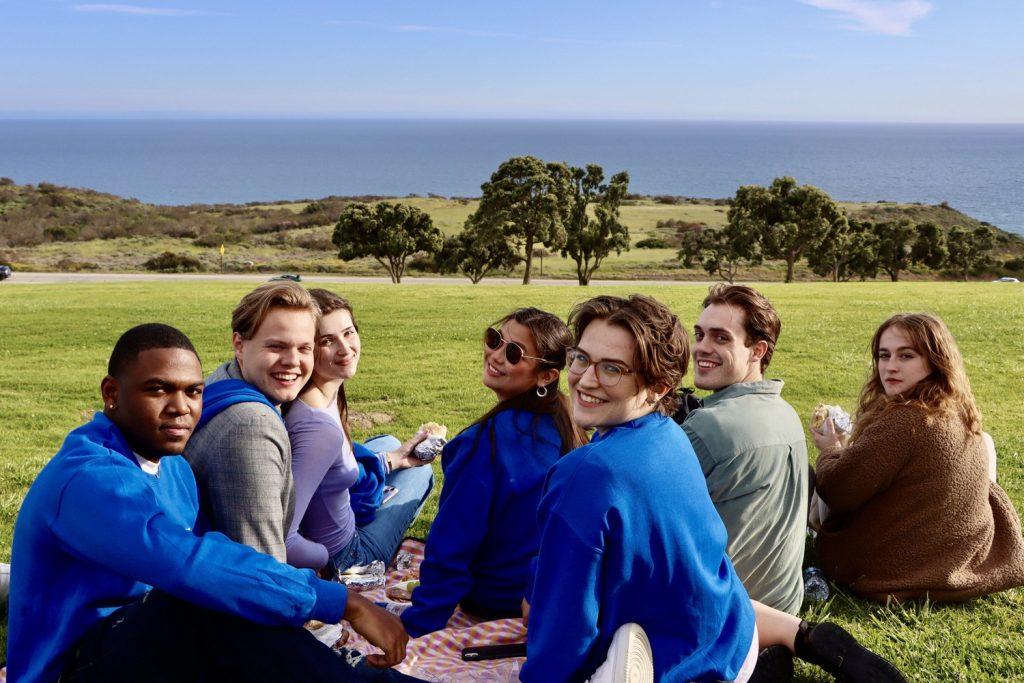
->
[521, 598, 530, 629]
[343, 591, 408, 668]
[386, 430, 430, 471]
[811, 416, 848, 452]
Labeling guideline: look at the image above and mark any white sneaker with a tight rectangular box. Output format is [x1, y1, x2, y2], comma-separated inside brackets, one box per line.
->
[588, 622, 654, 683]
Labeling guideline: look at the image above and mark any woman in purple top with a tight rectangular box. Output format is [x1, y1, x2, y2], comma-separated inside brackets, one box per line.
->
[284, 288, 433, 574]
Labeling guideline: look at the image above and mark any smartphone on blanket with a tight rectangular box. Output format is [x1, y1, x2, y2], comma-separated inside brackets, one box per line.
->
[382, 485, 398, 505]
[461, 643, 528, 661]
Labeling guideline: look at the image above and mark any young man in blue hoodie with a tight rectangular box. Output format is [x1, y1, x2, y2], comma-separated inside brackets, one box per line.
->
[7, 323, 415, 683]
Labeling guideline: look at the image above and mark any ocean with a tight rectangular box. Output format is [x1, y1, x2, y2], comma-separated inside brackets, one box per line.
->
[1, 119, 1022, 235]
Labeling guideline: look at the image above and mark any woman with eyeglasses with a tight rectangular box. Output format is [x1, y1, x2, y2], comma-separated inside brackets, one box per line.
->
[283, 288, 434, 576]
[521, 295, 905, 683]
[400, 308, 586, 638]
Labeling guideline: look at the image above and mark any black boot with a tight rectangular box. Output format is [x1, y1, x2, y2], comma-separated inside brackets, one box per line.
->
[794, 621, 907, 683]
[748, 645, 794, 682]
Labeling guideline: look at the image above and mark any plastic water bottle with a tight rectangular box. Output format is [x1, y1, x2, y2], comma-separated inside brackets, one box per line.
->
[804, 567, 830, 602]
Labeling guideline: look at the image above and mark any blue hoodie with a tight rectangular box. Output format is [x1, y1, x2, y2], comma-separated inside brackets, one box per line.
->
[7, 413, 347, 683]
[401, 409, 563, 637]
[521, 412, 754, 683]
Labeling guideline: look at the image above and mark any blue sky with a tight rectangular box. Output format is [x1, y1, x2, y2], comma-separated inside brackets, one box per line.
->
[2, 1, 1022, 122]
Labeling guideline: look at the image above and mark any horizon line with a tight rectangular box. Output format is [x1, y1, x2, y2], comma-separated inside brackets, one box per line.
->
[2, 115, 1023, 126]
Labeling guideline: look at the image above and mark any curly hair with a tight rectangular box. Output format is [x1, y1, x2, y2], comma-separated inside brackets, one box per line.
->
[568, 294, 690, 415]
[854, 312, 982, 439]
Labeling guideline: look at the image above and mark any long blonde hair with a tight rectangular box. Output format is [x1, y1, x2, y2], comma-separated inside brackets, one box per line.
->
[853, 312, 982, 439]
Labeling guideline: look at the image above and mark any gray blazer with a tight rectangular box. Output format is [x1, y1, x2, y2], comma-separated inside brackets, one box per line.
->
[184, 359, 295, 561]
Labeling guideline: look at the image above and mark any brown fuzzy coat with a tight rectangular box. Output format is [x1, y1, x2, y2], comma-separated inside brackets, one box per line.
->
[815, 402, 1024, 602]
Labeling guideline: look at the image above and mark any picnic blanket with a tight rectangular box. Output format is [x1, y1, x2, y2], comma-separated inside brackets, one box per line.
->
[0, 540, 525, 683]
[338, 538, 527, 682]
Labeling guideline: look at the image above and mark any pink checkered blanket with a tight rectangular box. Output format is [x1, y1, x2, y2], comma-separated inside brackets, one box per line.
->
[341, 538, 526, 682]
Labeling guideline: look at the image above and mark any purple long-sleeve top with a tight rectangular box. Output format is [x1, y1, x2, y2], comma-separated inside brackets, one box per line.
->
[283, 399, 360, 569]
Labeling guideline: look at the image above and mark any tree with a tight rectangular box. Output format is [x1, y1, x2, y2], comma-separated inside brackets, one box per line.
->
[469, 156, 567, 284]
[806, 215, 852, 282]
[874, 218, 916, 282]
[333, 202, 442, 284]
[845, 220, 881, 281]
[436, 218, 521, 284]
[677, 222, 761, 283]
[910, 221, 947, 270]
[557, 164, 631, 285]
[730, 177, 845, 283]
[947, 225, 996, 281]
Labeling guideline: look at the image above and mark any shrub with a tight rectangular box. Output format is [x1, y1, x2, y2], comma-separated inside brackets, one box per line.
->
[407, 253, 439, 273]
[0, 177, 14, 186]
[43, 225, 79, 242]
[294, 233, 333, 251]
[194, 230, 245, 247]
[164, 225, 199, 239]
[653, 195, 680, 205]
[1002, 257, 1024, 273]
[56, 257, 98, 272]
[143, 251, 203, 272]
[635, 237, 669, 249]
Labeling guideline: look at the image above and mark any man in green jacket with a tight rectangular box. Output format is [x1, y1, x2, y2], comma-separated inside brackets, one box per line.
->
[681, 284, 808, 615]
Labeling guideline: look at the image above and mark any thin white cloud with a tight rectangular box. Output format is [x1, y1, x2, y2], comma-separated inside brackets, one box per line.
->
[73, 4, 216, 17]
[327, 20, 685, 50]
[800, 0, 933, 36]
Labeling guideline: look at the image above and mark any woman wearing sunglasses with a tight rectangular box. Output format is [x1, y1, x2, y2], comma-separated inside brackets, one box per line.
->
[283, 288, 434, 575]
[521, 295, 905, 683]
[400, 308, 586, 637]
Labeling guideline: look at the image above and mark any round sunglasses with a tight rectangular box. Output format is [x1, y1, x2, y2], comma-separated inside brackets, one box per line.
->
[484, 327, 551, 366]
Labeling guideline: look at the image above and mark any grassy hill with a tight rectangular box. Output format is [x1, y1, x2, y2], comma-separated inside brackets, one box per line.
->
[2, 180, 1022, 281]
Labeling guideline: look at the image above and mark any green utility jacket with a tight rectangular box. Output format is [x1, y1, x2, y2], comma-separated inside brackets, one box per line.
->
[682, 380, 808, 615]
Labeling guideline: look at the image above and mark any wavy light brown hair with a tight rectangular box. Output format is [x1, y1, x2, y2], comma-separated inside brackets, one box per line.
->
[473, 307, 587, 454]
[569, 294, 690, 415]
[854, 312, 982, 439]
[305, 288, 358, 443]
[702, 283, 781, 372]
[231, 281, 320, 340]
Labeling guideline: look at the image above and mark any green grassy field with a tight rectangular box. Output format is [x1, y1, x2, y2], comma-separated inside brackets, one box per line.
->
[2, 280, 1023, 679]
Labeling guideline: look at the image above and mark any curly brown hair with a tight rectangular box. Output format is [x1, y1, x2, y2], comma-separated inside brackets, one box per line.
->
[568, 294, 690, 415]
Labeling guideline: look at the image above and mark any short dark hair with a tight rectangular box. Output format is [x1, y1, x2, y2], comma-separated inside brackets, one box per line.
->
[702, 284, 781, 372]
[108, 323, 199, 378]
[569, 294, 690, 415]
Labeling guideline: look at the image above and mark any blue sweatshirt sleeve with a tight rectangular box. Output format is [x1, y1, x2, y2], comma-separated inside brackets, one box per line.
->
[51, 463, 347, 626]
[521, 508, 604, 682]
[401, 426, 496, 637]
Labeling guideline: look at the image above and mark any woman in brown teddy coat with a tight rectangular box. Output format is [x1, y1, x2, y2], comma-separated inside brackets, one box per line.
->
[811, 312, 1024, 602]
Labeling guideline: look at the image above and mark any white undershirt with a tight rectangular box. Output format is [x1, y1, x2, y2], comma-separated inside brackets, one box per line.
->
[134, 452, 161, 476]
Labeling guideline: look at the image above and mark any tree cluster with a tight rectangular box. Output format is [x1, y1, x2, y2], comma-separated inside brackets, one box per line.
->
[336, 156, 631, 285]
[678, 176, 999, 283]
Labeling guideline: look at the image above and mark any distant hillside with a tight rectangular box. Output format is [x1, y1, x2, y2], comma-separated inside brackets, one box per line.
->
[1, 179, 1021, 280]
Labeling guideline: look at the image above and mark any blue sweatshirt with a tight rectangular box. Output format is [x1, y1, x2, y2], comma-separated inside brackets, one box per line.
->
[401, 409, 562, 637]
[520, 412, 754, 683]
[7, 413, 348, 683]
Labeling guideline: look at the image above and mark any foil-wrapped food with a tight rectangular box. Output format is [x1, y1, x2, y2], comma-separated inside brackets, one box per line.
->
[810, 403, 853, 434]
[413, 422, 448, 462]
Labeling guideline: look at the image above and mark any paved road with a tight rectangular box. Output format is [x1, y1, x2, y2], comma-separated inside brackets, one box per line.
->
[3, 272, 717, 287]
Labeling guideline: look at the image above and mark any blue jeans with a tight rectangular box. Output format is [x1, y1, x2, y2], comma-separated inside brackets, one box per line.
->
[332, 435, 434, 573]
